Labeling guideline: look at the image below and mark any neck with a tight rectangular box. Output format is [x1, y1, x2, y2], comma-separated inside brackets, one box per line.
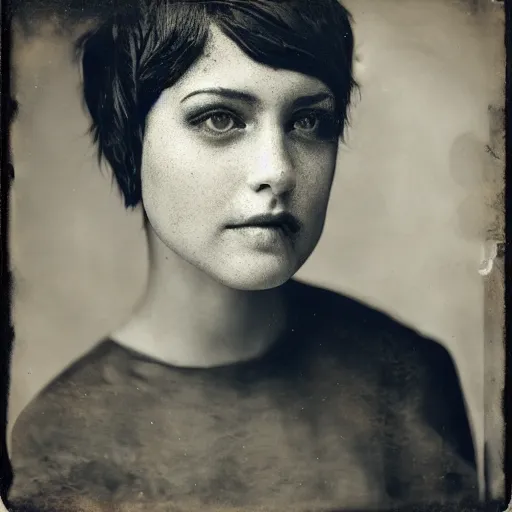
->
[113, 227, 290, 368]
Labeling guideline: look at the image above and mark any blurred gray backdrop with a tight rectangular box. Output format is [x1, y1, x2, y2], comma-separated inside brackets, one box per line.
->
[7, 0, 505, 501]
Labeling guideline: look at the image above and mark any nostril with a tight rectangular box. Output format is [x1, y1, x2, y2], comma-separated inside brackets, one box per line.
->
[255, 183, 272, 193]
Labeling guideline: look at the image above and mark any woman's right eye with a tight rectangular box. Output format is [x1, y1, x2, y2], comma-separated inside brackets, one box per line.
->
[204, 113, 236, 133]
[192, 111, 246, 135]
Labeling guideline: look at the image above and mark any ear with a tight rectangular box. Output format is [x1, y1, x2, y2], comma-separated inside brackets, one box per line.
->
[353, 47, 365, 84]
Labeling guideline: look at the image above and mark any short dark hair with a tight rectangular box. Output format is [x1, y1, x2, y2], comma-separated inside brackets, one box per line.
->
[77, 0, 357, 208]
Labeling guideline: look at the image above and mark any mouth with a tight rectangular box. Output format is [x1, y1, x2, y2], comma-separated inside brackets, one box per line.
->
[226, 212, 301, 238]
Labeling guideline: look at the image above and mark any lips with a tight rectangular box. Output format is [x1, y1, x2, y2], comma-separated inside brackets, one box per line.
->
[227, 212, 301, 238]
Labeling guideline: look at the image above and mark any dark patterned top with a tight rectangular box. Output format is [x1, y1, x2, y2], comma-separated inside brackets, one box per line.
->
[8, 281, 478, 512]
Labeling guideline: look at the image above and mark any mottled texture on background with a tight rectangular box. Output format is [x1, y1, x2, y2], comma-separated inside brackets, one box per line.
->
[8, 0, 505, 500]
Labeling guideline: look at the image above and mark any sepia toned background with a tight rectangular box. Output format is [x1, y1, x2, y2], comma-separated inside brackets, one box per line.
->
[7, 0, 505, 501]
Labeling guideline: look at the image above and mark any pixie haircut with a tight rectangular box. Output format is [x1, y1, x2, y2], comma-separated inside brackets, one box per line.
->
[77, 0, 357, 208]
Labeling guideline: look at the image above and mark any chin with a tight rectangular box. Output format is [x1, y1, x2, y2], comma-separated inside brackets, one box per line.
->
[213, 261, 296, 291]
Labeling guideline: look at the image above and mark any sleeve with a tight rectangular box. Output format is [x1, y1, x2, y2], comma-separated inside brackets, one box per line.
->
[380, 330, 479, 507]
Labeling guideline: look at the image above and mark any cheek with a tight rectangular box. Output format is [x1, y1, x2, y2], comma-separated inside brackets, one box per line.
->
[141, 129, 234, 231]
[296, 144, 337, 216]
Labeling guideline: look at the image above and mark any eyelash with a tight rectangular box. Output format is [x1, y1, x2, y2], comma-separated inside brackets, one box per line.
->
[188, 107, 340, 141]
[188, 108, 246, 136]
[289, 109, 341, 141]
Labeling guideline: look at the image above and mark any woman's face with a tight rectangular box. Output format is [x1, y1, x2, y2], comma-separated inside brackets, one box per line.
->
[141, 26, 339, 290]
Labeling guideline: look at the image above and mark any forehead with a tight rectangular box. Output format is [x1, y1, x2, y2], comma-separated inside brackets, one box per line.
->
[168, 25, 332, 103]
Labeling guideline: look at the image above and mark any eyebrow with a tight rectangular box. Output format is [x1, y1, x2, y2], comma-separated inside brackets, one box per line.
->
[180, 88, 258, 104]
[180, 87, 335, 108]
[293, 92, 335, 109]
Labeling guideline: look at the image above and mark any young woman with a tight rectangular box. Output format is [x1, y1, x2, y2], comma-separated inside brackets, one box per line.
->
[8, 1, 478, 511]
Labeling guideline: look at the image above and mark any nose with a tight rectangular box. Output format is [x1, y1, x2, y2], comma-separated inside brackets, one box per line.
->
[247, 128, 296, 196]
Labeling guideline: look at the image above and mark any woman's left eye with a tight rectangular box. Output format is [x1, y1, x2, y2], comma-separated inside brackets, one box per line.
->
[293, 114, 319, 132]
[291, 111, 340, 141]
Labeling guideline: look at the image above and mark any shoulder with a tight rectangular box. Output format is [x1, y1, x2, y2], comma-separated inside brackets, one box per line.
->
[287, 279, 476, 462]
[288, 278, 454, 372]
[10, 338, 135, 445]
[288, 278, 465, 404]
[8, 340, 129, 504]
[288, 280, 478, 501]
[12, 340, 122, 428]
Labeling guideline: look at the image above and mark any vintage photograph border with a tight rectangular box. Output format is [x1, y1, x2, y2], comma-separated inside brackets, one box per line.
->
[0, 0, 509, 510]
